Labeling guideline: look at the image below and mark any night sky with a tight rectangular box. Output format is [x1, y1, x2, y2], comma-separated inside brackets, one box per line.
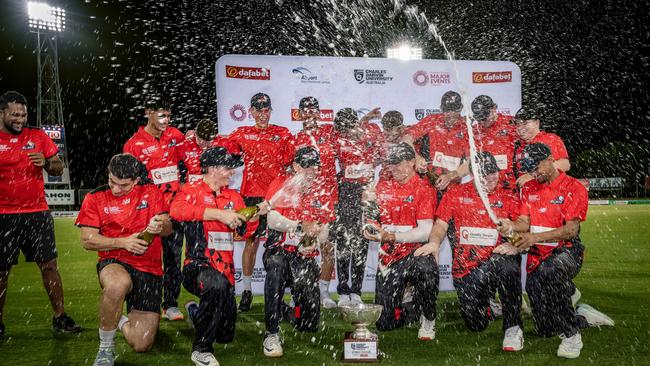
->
[1, 0, 649, 192]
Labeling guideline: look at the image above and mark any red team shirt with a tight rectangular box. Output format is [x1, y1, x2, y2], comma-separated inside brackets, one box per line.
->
[293, 124, 339, 204]
[229, 125, 294, 198]
[176, 136, 242, 183]
[473, 114, 517, 189]
[264, 174, 336, 257]
[75, 184, 169, 276]
[436, 183, 520, 278]
[407, 114, 469, 174]
[0, 128, 59, 214]
[170, 181, 257, 285]
[514, 131, 569, 173]
[519, 172, 588, 272]
[375, 174, 436, 268]
[123, 126, 185, 200]
[335, 122, 382, 185]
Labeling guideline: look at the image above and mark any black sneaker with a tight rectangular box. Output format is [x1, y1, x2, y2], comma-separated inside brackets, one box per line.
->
[0, 323, 5, 340]
[52, 313, 82, 334]
[238, 290, 253, 312]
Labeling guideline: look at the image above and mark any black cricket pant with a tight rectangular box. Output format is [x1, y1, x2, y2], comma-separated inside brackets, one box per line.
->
[334, 181, 369, 296]
[526, 240, 589, 338]
[263, 247, 320, 334]
[162, 219, 184, 309]
[182, 263, 237, 353]
[453, 254, 523, 332]
[375, 253, 439, 331]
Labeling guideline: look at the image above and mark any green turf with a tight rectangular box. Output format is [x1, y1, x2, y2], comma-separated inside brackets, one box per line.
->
[2, 205, 649, 365]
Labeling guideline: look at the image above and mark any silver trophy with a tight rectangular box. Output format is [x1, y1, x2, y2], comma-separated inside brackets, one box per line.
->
[339, 304, 383, 362]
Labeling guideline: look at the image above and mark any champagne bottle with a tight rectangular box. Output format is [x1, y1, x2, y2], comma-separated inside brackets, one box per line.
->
[298, 233, 316, 248]
[134, 230, 154, 256]
[362, 199, 381, 235]
[424, 167, 440, 187]
[235, 206, 260, 236]
[504, 228, 523, 246]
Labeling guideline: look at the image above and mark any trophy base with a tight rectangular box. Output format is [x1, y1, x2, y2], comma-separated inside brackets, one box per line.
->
[342, 332, 380, 363]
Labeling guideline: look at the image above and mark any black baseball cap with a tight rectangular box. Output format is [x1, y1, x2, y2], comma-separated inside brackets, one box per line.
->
[512, 107, 541, 124]
[519, 143, 552, 173]
[473, 151, 500, 176]
[441, 91, 462, 112]
[385, 142, 416, 165]
[250, 92, 272, 110]
[294, 146, 321, 168]
[195, 119, 217, 141]
[333, 108, 359, 131]
[381, 110, 404, 130]
[299, 96, 319, 110]
[471, 95, 496, 122]
[200, 146, 243, 169]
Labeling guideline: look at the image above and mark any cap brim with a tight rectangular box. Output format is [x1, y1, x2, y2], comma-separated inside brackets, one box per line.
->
[518, 158, 538, 173]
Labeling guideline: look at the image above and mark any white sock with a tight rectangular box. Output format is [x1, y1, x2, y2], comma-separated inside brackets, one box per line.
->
[118, 315, 129, 331]
[243, 275, 252, 292]
[99, 328, 116, 351]
[319, 280, 330, 295]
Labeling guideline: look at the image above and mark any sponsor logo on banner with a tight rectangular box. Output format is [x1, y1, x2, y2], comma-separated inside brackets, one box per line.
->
[472, 71, 512, 83]
[290, 108, 334, 122]
[45, 129, 61, 139]
[353, 69, 393, 85]
[229, 104, 247, 121]
[291, 67, 331, 84]
[45, 189, 75, 205]
[412, 71, 451, 86]
[414, 108, 439, 120]
[225, 65, 271, 80]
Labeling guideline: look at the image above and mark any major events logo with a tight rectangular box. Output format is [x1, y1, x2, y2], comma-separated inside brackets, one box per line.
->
[413, 71, 451, 86]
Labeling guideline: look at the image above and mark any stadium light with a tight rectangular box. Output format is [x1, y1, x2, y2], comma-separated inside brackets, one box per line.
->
[28, 2, 66, 32]
[386, 44, 422, 60]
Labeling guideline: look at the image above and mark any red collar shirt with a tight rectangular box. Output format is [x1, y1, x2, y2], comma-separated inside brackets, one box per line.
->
[335, 122, 382, 185]
[515, 131, 569, 173]
[375, 174, 437, 269]
[436, 183, 520, 278]
[473, 114, 516, 189]
[177, 136, 244, 183]
[407, 114, 469, 174]
[229, 125, 294, 198]
[75, 184, 168, 276]
[0, 128, 59, 213]
[519, 172, 588, 272]
[294, 124, 339, 203]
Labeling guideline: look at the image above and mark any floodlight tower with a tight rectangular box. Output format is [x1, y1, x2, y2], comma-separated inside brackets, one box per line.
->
[28, 2, 70, 189]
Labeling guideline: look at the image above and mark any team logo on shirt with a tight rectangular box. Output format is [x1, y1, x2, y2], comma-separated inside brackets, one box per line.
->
[461, 197, 475, 204]
[528, 195, 540, 202]
[22, 141, 35, 150]
[0, 144, 9, 152]
[497, 129, 509, 137]
[168, 139, 177, 147]
[224, 201, 234, 210]
[142, 145, 158, 154]
[404, 195, 414, 203]
[270, 135, 281, 141]
[550, 195, 565, 204]
[244, 134, 259, 141]
[103, 206, 122, 214]
[455, 132, 464, 139]
[491, 200, 504, 208]
[122, 198, 131, 205]
[136, 200, 149, 210]
[204, 195, 215, 205]
[538, 207, 547, 213]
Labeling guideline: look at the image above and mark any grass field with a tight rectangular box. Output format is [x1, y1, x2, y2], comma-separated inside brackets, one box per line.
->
[2, 205, 649, 365]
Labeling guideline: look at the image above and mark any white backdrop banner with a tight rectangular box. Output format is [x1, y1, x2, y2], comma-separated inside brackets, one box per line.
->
[216, 54, 522, 294]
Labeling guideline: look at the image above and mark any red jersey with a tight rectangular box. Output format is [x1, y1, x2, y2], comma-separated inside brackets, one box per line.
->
[293, 124, 339, 203]
[229, 124, 294, 197]
[170, 181, 257, 285]
[264, 174, 335, 257]
[514, 131, 569, 173]
[407, 114, 469, 174]
[519, 172, 588, 273]
[176, 135, 244, 183]
[0, 128, 59, 214]
[335, 122, 382, 184]
[375, 174, 436, 268]
[473, 114, 516, 189]
[123, 126, 185, 197]
[75, 184, 168, 276]
[437, 183, 520, 278]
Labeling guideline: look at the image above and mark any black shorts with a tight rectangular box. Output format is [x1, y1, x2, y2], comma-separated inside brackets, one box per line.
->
[97, 259, 162, 313]
[0, 211, 57, 270]
[244, 196, 267, 239]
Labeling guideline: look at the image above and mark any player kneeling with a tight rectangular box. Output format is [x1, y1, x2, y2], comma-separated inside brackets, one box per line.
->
[363, 143, 438, 340]
[261, 147, 330, 357]
[77, 154, 173, 366]
[416, 151, 524, 351]
[170, 147, 261, 366]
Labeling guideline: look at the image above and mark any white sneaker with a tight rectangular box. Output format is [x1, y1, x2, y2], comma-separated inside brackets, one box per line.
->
[263, 333, 284, 357]
[571, 288, 582, 307]
[557, 333, 583, 359]
[93, 349, 115, 366]
[191, 351, 219, 366]
[418, 314, 436, 340]
[338, 295, 351, 307]
[162, 306, 184, 321]
[502, 325, 524, 352]
[350, 294, 363, 306]
[576, 303, 615, 327]
[489, 297, 503, 318]
[321, 293, 337, 309]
